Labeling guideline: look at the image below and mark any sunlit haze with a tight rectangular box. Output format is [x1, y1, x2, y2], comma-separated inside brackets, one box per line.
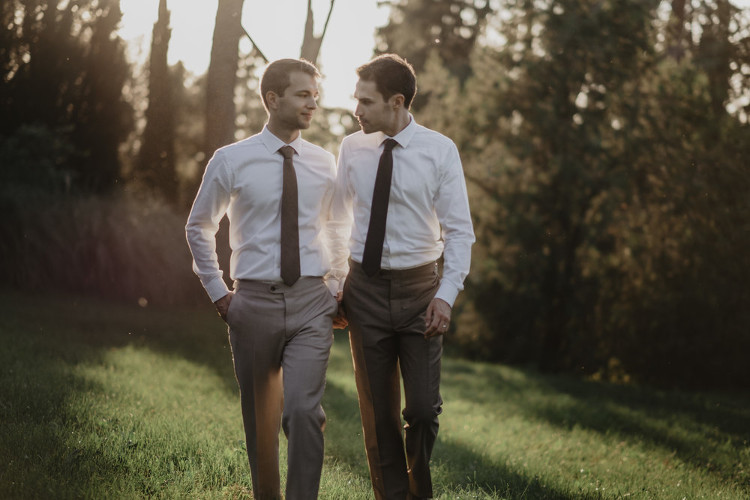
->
[119, 0, 390, 110]
[118, 0, 750, 110]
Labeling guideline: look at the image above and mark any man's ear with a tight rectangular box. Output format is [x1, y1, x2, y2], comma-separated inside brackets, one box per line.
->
[390, 93, 405, 110]
[266, 91, 279, 110]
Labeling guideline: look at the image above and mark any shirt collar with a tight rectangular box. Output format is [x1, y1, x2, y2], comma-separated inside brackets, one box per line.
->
[261, 125, 304, 156]
[378, 113, 417, 149]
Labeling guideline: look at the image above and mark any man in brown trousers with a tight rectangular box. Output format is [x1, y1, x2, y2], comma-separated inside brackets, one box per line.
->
[332, 54, 475, 499]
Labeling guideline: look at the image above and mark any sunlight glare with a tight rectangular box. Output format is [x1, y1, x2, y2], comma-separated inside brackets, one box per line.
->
[119, 0, 390, 109]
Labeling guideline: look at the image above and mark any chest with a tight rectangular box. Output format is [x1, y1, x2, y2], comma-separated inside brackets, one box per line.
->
[347, 149, 440, 207]
[231, 162, 333, 213]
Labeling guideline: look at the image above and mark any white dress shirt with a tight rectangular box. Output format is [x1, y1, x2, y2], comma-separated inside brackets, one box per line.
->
[186, 126, 345, 302]
[332, 116, 475, 306]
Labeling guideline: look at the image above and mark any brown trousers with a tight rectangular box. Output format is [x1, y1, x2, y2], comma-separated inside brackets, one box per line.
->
[344, 260, 443, 500]
[226, 277, 337, 500]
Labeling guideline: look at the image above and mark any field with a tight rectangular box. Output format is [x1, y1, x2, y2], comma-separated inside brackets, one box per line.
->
[1, 290, 748, 499]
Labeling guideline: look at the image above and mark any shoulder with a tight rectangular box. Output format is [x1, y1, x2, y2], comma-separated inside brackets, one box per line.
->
[408, 124, 462, 173]
[299, 138, 335, 164]
[340, 130, 379, 155]
[339, 132, 381, 172]
[411, 123, 456, 151]
[213, 134, 265, 163]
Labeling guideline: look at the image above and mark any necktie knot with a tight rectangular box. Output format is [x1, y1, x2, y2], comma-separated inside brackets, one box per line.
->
[383, 138, 398, 152]
[279, 145, 295, 160]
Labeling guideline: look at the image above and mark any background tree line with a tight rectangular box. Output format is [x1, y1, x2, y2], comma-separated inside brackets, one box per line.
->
[1, 0, 748, 389]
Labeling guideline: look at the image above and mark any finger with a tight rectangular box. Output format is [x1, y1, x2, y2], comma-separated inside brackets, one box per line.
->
[424, 301, 435, 326]
[427, 315, 451, 338]
[424, 315, 441, 336]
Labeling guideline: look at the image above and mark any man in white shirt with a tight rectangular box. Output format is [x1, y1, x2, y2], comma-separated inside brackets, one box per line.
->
[332, 54, 475, 499]
[186, 59, 345, 500]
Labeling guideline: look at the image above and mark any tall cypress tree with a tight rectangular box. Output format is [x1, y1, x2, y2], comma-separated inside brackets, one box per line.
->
[136, 0, 177, 204]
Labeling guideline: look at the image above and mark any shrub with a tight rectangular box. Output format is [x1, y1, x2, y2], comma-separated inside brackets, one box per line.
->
[0, 191, 210, 307]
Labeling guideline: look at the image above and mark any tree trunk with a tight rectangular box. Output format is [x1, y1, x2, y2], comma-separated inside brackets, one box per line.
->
[137, 0, 177, 203]
[299, 0, 335, 64]
[666, 0, 687, 61]
[204, 0, 245, 161]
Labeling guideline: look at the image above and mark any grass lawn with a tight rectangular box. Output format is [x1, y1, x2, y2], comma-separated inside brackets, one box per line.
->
[1, 290, 748, 499]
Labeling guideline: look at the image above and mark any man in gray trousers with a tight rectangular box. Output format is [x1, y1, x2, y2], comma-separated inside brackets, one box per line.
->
[333, 54, 475, 499]
[186, 58, 346, 500]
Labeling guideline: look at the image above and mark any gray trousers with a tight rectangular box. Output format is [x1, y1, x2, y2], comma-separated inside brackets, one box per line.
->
[226, 277, 337, 500]
[344, 260, 443, 500]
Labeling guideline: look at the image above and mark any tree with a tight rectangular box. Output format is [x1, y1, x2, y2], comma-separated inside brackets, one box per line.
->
[204, 0, 246, 162]
[201, 0, 340, 166]
[0, 0, 133, 193]
[375, 0, 492, 89]
[406, 0, 750, 388]
[300, 0, 336, 65]
[136, 0, 177, 204]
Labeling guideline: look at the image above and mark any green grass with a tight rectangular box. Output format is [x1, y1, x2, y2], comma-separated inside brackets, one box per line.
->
[1, 290, 748, 499]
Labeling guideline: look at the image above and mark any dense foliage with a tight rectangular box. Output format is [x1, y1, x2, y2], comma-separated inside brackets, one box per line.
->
[1, 0, 133, 193]
[399, 0, 750, 388]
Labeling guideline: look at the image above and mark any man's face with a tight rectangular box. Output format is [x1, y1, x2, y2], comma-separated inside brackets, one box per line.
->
[274, 71, 319, 130]
[353, 79, 393, 134]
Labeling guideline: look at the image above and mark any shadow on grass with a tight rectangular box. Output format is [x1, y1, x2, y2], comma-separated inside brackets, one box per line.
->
[0, 289, 239, 392]
[323, 379, 583, 499]
[323, 337, 581, 500]
[4, 290, 748, 498]
[0, 295, 144, 497]
[441, 357, 750, 488]
[0, 290, 249, 498]
[432, 437, 581, 500]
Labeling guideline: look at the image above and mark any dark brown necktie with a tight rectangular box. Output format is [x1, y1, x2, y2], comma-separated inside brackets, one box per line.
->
[279, 145, 300, 286]
[362, 138, 398, 277]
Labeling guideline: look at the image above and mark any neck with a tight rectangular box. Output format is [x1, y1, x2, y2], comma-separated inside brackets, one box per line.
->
[383, 111, 411, 137]
[267, 119, 300, 144]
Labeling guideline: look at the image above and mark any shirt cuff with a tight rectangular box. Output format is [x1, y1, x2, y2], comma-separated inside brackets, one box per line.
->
[325, 278, 340, 296]
[434, 281, 459, 308]
[204, 277, 231, 303]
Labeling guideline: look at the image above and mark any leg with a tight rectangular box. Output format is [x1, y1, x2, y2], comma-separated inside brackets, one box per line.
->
[400, 334, 442, 499]
[228, 283, 286, 500]
[392, 265, 442, 499]
[281, 279, 337, 500]
[345, 267, 410, 500]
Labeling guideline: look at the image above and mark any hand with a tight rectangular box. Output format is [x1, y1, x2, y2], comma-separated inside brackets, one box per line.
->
[424, 298, 451, 338]
[332, 291, 348, 329]
[214, 292, 233, 322]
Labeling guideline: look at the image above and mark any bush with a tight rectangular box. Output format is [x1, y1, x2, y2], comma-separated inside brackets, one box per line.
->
[0, 191, 210, 307]
[0, 124, 76, 195]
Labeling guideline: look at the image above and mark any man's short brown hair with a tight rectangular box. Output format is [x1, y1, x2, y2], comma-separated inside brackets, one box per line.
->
[356, 54, 417, 109]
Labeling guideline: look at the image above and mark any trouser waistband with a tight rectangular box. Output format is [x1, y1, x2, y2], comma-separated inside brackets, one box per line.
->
[348, 259, 438, 280]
